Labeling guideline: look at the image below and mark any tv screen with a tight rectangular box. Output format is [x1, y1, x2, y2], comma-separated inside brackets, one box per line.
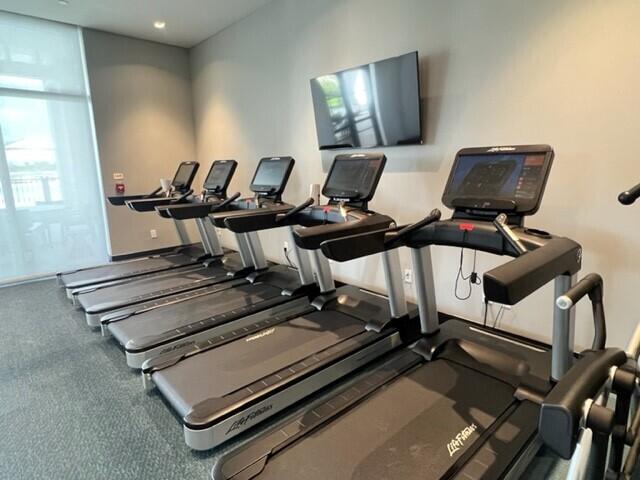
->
[310, 51, 422, 150]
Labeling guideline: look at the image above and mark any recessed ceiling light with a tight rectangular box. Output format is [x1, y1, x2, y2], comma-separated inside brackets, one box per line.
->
[153, 21, 166, 29]
[58, 0, 69, 5]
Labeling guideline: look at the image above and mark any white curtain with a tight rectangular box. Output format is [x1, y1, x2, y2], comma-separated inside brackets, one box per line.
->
[0, 12, 109, 284]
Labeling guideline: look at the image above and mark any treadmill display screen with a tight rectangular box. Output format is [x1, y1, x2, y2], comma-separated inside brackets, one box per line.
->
[204, 160, 236, 192]
[323, 154, 386, 201]
[172, 162, 198, 189]
[250, 157, 294, 193]
[442, 149, 552, 214]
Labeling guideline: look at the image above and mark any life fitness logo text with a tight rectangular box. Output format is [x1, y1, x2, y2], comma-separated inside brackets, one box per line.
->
[245, 328, 275, 342]
[226, 404, 273, 435]
[447, 423, 478, 457]
[486, 146, 516, 152]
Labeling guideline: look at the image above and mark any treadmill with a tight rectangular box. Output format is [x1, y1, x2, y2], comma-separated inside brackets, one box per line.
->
[212, 144, 597, 480]
[99, 156, 314, 367]
[74, 160, 248, 326]
[140, 152, 423, 450]
[57, 161, 205, 297]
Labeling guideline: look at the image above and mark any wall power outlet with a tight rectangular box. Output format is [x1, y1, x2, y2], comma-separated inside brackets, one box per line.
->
[404, 269, 413, 284]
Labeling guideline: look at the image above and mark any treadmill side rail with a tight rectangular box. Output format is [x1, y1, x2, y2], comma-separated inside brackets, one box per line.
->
[122, 291, 299, 368]
[212, 349, 422, 480]
[182, 331, 404, 450]
[140, 297, 314, 374]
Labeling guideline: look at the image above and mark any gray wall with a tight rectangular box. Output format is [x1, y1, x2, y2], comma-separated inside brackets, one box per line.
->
[190, 0, 640, 349]
[83, 29, 199, 256]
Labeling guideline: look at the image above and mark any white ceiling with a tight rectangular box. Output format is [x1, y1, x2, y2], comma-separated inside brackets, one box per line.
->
[0, 0, 272, 47]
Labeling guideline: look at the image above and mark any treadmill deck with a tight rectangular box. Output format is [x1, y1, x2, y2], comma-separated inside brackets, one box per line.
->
[153, 311, 364, 418]
[217, 356, 517, 480]
[108, 282, 283, 351]
[213, 317, 551, 479]
[78, 254, 244, 314]
[60, 252, 200, 289]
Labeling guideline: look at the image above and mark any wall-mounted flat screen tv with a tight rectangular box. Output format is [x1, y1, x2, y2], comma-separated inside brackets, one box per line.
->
[310, 51, 422, 150]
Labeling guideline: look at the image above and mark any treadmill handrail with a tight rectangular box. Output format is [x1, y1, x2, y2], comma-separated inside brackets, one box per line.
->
[107, 187, 163, 206]
[404, 219, 551, 254]
[174, 188, 194, 203]
[494, 213, 528, 254]
[556, 273, 606, 350]
[291, 206, 396, 250]
[319, 209, 442, 262]
[155, 192, 242, 220]
[321, 227, 397, 262]
[222, 198, 315, 233]
[146, 186, 163, 197]
[484, 236, 582, 305]
[386, 209, 442, 248]
[212, 192, 241, 210]
[126, 189, 194, 212]
[393, 217, 582, 304]
[210, 199, 293, 228]
[619, 182, 640, 205]
[276, 198, 315, 225]
[324, 216, 581, 305]
[539, 347, 627, 459]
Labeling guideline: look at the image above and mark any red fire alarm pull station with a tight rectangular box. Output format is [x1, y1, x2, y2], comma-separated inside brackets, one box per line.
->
[115, 183, 125, 194]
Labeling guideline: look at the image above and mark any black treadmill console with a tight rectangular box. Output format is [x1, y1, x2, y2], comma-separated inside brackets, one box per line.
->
[171, 161, 200, 193]
[322, 153, 386, 209]
[203, 160, 237, 197]
[442, 145, 553, 219]
[249, 157, 295, 200]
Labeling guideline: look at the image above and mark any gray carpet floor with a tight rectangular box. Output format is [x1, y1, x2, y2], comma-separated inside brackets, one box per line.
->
[0, 278, 568, 479]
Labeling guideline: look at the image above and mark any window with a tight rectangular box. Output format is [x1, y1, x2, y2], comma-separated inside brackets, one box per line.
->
[0, 12, 108, 284]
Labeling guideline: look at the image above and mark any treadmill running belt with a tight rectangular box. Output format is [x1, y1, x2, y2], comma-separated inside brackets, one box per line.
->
[78, 263, 232, 312]
[108, 283, 282, 349]
[153, 311, 364, 418]
[242, 359, 515, 480]
[62, 254, 193, 287]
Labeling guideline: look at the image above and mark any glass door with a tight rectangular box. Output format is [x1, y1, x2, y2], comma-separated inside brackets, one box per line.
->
[0, 12, 109, 284]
